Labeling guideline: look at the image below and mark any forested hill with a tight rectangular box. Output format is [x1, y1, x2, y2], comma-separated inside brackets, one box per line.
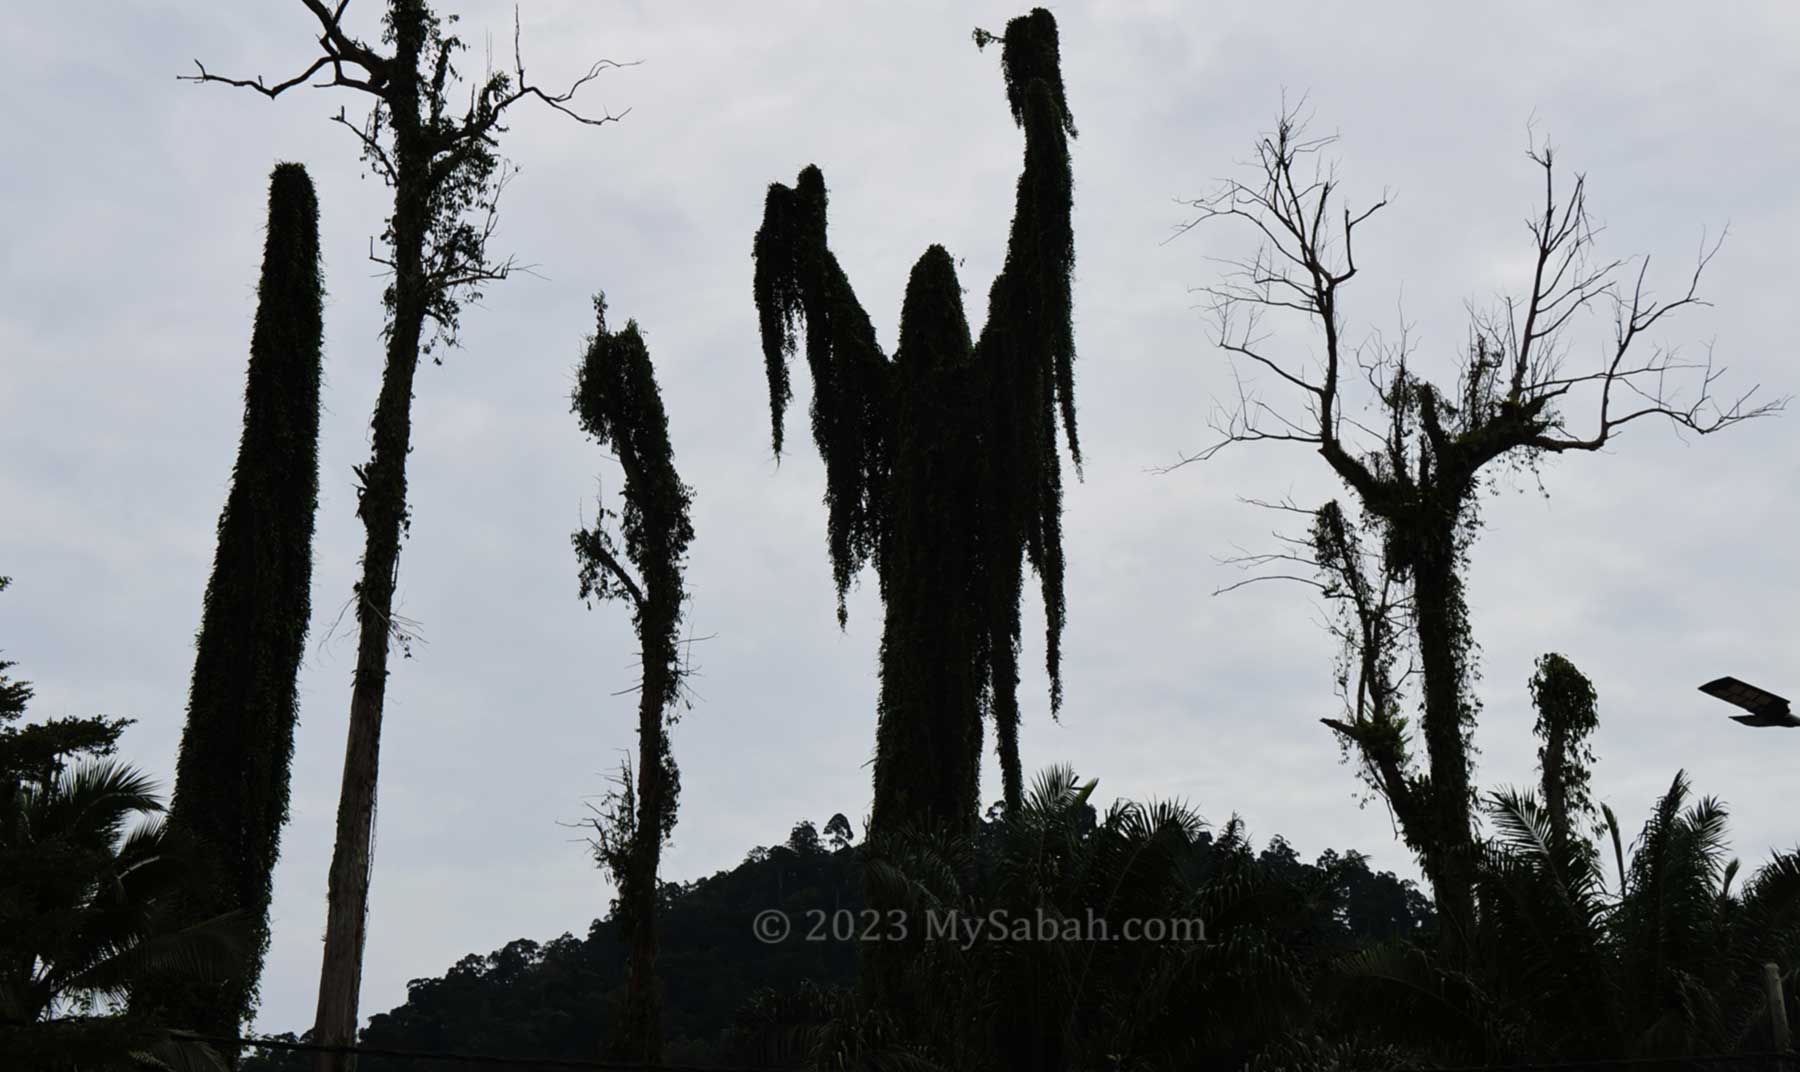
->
[242, 816, 1432, 1069]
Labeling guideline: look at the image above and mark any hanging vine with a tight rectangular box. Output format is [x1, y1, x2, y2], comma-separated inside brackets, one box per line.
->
[752, 8, 1079, 830]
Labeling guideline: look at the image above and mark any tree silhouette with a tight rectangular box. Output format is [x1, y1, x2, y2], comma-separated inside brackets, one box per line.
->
[572, 297, 694, 1066]
[1183, 110, 1780, 966]
[1529, 653, 1598, 856]
[752, 8, 1079, 835]
[826, 769, 1324, 1071]
[1337, 770, 1800, 1065]
[1, 580, 248, 1070]
[2, 759, 253, 1070]
[182, 3, 627, 1063]
[133, 162, 324, 1047]
[824, 813, 854, 853]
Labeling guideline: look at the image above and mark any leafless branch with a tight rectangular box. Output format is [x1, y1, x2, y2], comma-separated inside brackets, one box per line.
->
[184, 1, 633, 141]
[452, 6, 635, 145]
[182, 57, 337, 98]
[331, 105, 395, 183]
[1172, 105, 1784, 519]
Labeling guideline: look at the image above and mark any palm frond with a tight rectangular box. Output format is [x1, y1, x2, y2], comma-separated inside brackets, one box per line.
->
[1327, 941, 1527, 1063]
[1603, 803, 1626, 895]
[63, 909, 252, 1007]
[20, 759, 163, 851]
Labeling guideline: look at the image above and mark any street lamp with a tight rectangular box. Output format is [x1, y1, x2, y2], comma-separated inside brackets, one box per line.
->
[1698, 676, 1800, 728]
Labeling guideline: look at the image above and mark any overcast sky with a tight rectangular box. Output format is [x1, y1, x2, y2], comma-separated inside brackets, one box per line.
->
[5, 0, 1799, 1038]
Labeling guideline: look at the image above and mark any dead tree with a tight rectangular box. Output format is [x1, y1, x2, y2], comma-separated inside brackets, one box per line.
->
[183, 3, 626, 1067]
[1179, 110, 1780, 965]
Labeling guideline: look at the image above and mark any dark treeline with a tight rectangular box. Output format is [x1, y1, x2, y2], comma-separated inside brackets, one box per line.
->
[235, 811, 1432, 1070]
[4, 2, 1796, 1071]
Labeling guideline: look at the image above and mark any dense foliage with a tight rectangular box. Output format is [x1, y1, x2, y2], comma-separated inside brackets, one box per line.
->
[1313, 661, 1800, 1068]
[1330, 773, 1800, 1067]
[237, 806, 1429, 1070]
[795, 770, 1433, 1071]
[1, 578, 248, 1070]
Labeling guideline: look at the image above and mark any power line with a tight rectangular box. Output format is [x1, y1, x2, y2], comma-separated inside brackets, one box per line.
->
[1432, 1055, 1798, 1072]
[172, 1032, 1800, 1072]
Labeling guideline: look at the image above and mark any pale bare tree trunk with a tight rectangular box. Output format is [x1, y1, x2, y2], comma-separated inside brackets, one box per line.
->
[311, 97, 428, 1072]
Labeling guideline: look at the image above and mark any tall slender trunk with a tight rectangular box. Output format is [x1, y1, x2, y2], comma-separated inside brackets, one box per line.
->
[1543, 720, 1570, 853]
[145, 162, 323, 1051]
[616, 653, 672, 1065]
[1410, 527, 1477, 965]
[573, 309, 693, 1066]
[312, 95, 428, 1072]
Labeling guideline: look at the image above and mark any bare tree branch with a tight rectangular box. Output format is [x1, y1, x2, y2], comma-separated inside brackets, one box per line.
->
[1173, 106, 1784, 507]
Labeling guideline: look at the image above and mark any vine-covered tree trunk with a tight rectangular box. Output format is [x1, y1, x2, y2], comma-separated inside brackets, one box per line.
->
[1530, 653, 1599, 856]
[616, 652, 674, 1063]
[572, 300, 695, 1065]
[1318, 490, 1482, 966]
[1408, 528, 1478, 963]
[873, 247, 986, 832]
[753, 8, 1079, 838]
[149, 162, 323, 1046]
[313, 57, 429, 1072]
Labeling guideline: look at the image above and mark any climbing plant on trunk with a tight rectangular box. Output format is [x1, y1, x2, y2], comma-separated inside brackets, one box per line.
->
[144, 161, 324, 1046]
[1529, 653, 1599, 856]
[184, 4, 627, 1066]
[1181, 111, 1779, 966]
[572, 296, 695, 1066]
[752, 7, 1080, 835]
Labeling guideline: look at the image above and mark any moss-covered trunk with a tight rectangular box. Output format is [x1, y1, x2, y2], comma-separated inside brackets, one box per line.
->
[151, 162, 323, 1047]
[872, 247, 986, 835]
[571, 306, 695, 1066]
[1408, 523, 1477, 965]
[615, 649, 673, 1064]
